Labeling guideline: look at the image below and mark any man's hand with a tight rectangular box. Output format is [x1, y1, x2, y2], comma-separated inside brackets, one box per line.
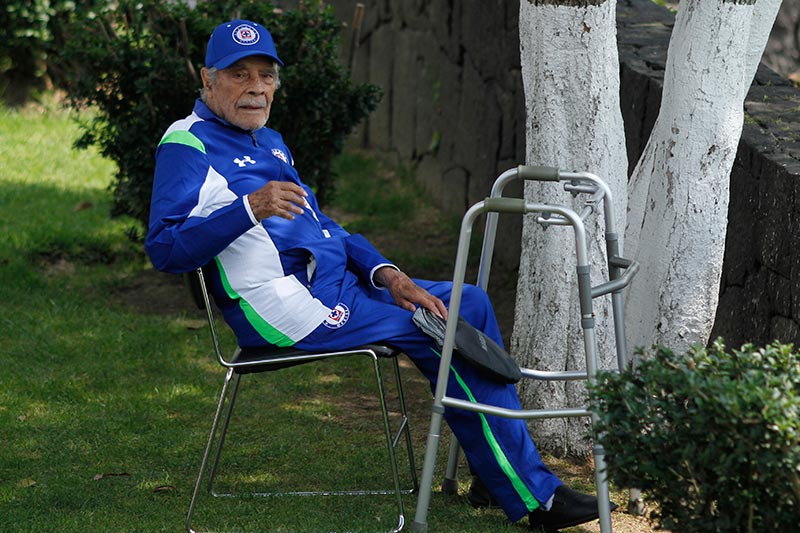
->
[248, 181, 308, 221]
[376, 267, 448, 319]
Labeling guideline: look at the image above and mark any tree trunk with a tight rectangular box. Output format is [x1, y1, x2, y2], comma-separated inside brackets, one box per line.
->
[624, 0, 782, 355]
[514, 0, 628, 458]
[743, 0, 786, 93]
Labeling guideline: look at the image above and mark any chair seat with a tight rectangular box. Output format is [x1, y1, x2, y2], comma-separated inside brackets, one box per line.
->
[233, 343, 401, 374]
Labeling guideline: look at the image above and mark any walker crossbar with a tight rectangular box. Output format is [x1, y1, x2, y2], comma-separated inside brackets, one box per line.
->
[411, 166, 637, 533]
[441, 397, 592, 420]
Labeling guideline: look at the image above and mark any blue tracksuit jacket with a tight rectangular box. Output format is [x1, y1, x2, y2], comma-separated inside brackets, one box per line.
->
[145, 99, 562, 521]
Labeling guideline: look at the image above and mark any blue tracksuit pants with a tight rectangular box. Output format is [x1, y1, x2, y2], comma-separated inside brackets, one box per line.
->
[295, 276, 562, 522]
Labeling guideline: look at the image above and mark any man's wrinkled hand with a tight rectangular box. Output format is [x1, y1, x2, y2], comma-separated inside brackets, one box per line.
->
[376, 267, 448, 319]
[248, 181, 308, 221]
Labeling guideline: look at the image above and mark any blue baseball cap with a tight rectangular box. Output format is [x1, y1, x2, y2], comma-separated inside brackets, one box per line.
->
[205, 20, 284, 69]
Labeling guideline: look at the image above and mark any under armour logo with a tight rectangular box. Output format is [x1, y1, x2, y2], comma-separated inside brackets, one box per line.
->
[234, 156, 256, 167]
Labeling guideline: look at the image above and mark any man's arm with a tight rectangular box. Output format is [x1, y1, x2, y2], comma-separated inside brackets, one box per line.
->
[290, 180, 447, 318]
[145, 142, 252, 272]
[145, 142, 307, 273]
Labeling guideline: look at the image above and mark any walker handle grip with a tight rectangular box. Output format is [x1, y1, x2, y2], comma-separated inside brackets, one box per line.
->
[517, 165, 560, 181]
[483, 197, 527, 214]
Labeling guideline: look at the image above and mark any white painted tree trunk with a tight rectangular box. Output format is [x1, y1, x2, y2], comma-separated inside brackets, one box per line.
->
[624, 0, 782, 355]
[514, 0, 628, 457]
[742, 0, 785, 98]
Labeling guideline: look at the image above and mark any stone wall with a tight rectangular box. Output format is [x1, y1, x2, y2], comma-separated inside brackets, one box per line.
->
[323, 0, 800, 349]
[714, 70, 800, 347]
[327, 0, 526, 265]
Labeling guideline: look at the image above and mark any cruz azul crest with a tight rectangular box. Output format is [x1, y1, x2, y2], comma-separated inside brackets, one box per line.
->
[323, 303, 350, 329]
[232, 24, 260, 46]
[271, 148, 289, 164]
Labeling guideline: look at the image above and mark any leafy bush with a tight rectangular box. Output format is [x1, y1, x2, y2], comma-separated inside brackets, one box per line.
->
[589, 340, 800, 532]
[1, 0, 49, 82]
[0, 1, 105, 102]
[55, 0, 381, 233]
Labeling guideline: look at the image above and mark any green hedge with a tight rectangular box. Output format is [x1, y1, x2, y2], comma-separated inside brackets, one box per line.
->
[1, 1, 109, 102]
[590, 340, 800, 532]
[54, 0, 380, 233]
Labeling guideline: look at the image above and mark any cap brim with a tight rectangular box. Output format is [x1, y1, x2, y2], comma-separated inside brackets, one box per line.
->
[211, 50, 284, 69]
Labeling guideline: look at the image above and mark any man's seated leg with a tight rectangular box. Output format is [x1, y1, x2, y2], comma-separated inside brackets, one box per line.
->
[297, 279, 613, 528]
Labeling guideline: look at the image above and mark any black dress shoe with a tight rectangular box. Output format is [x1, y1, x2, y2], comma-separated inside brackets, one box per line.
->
[466, 475, 500, 509]
[528, 485, 617, 532]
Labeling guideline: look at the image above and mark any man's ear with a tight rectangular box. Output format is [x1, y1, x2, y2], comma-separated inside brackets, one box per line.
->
[200, 67, 212, 90]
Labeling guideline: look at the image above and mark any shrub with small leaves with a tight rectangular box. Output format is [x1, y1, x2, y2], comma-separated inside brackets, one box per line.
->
[55, 0, 380, 234]
[0, 0, 101, 99]
[589, 340, 800, 533]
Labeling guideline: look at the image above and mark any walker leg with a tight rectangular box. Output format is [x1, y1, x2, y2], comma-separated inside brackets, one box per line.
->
[593, 443, 614, 533]
[627, 488, 645, 515]
[411, 407, 446, 533]
[441, 438, 461, 495]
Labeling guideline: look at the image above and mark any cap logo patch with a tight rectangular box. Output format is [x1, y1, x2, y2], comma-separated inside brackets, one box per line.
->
[232, 24, 260, 46]
[323, 303, 350, 329]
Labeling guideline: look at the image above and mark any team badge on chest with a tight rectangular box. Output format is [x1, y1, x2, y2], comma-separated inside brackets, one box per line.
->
[271, 148, 289, 164]
[323, 303, 350, 329]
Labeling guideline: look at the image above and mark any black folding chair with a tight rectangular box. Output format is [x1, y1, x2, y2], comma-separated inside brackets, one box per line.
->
[184, 267, 418, 532]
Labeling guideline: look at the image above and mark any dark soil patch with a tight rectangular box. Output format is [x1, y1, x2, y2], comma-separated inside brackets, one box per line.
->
[112, 269, 198, 317]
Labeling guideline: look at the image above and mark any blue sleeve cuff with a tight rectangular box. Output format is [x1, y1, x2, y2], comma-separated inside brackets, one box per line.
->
[242, 194, 259, 225]
[370, 263, 400, 289]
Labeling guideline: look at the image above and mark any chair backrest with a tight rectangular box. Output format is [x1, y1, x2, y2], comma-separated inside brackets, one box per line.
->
[183, 269, 206, 311]
[183, 267, 233, 368]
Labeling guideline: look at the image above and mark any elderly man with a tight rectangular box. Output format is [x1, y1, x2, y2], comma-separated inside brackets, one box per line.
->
[145, 19, 611, 532]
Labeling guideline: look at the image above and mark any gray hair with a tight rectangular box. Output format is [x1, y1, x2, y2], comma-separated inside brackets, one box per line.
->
[200, 63, 281, 101]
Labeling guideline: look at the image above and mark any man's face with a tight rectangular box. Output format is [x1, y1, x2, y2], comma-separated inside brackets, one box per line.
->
[201, 56, 278, 131]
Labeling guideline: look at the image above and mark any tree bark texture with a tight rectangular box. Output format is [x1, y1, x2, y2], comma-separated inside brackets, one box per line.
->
[515, 0, 628, 457]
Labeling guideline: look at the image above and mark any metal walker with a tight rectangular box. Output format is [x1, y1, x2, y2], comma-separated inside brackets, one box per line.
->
[411, 166, 639, 533]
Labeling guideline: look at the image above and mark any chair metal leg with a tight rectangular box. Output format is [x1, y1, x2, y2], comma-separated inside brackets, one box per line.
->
[390, 356, 419, 493]
[371, 354, 408, 533]
[186, 368, 237, 533]
[188, 353, 417, 532]
[206, 372, 242, 497]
